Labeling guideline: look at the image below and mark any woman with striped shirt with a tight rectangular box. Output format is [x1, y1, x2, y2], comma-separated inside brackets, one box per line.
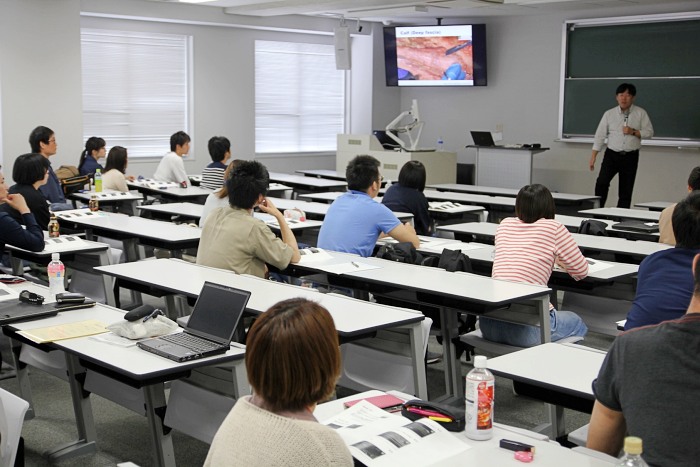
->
[479, 184, 589, 347]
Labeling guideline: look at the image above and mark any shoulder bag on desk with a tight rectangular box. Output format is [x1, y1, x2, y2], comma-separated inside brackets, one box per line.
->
[375, 242, 423, 265]
[579, 219, 609, 237]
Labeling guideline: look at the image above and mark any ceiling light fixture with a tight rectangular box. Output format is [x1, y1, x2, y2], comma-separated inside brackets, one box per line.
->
[346, 6, 429, 19]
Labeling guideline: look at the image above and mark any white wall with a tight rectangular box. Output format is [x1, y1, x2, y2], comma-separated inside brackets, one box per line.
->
[395, 3, 700, 206]
[0, 0, 84, 179]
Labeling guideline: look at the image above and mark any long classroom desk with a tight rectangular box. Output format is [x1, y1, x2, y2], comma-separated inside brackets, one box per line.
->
[281, 250, 552, 405]
[427, 183, 601, 209]
[266, 197, 414, 223]
[297, 191, 487, 223]
[421, 190, 517, 221]
[555, 214, 659, 242]
[4, 281, 246, 467]
[95, 258, 428, 400]
[268, 172, 347, 195]
[634, 201, 674, 211]
[437, 222, 671, 262]
[68, 189, 143, 214]
[579, 207, 660, 222]
[127, 181, 213, 204]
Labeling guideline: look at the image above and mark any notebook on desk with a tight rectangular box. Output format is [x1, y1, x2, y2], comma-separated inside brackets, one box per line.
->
[137, 282, 250, 363]
[470, 131, 502, 147]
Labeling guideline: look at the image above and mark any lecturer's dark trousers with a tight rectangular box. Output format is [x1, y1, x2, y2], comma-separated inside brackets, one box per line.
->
[594, 148, 639, 208]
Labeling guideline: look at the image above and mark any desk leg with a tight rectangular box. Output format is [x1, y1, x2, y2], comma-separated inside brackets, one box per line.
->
[538, 296, 551, 345]
[143, 383, 176, 467]
[96, 250, 117, 307]
[10, 340, 35, 420]
[231, 360, 251, 399]
[535, 295, 562, 440]
[121, 239, 143, 307]
[436, 306, 463, 405]
[408, 322, 428, 400]
[44, 354, 98, 462]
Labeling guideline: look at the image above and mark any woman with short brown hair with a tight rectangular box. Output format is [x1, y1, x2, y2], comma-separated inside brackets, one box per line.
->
[204, 298, 352, 467]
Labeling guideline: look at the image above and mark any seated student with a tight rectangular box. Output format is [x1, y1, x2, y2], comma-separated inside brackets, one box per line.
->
[77, 137, 105, 176]
[204, 298, 353, 467]
[201, 136, 231, 190]
[199, 159, 242, 228]
[0, 168, 44, 255]
[588, 256, 700, 466]
[658, 166, 700, 246]
[479, 184, 589, 347]
[624, 192, 700, 330]
[153, 131, 191, 187]
[318, 155, 419, 257]
[102, 146, 136, 192]
[196, 160, 301, 278]
[382, 161, 431, 236]
[29, 126, 72, 211]
[0, 154, 51, 230]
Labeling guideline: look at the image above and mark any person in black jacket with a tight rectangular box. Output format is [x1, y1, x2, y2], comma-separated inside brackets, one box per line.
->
[0, 154, 51, 230]
[0, 168, 44, 255]
[382, 161, 432, 236]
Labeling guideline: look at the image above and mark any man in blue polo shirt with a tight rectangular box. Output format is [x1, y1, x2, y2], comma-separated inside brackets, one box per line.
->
[318, 155, 419, 257]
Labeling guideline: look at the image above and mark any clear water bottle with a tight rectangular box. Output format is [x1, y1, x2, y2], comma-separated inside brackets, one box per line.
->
[94, 169, 102, 192]
[437, 136, 444, 151]
[465, 355, 494, 440]
[616, 437, 649, 466]
[47, 253, 66, 301]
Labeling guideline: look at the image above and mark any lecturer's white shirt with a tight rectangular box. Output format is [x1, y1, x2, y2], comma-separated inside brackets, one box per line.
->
[592, 104, 654, 153]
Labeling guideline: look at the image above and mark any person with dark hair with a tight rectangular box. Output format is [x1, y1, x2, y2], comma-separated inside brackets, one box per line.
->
[153, 131, 191, 187]
[204, 298, 352, 467]
[588, 254, 700, 466]
[102, 146, 131, 192]
[658, 165, 700, 246]
[590, 83, 654, 208]
[0, 169, 44, 255]
[201, 136, 231, 190]
[624, 191, 700, 330]
[479, 184, 589, 347]
[382, 161, 431, 235]
[196, 160, 300, 277]
[29, 126, 73, 211]
[318, 155, 419, 257]
[78, 137, 106, 176]
[199, 159, 243, 228]
[0, 154, 51, 230]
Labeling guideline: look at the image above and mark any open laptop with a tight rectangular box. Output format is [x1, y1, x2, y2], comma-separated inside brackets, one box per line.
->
[137, 282, 251, 363]
[470, 131, 501, 147]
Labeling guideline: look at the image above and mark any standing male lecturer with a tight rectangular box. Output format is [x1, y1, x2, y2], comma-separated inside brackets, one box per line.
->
[589, 83, 653, 208]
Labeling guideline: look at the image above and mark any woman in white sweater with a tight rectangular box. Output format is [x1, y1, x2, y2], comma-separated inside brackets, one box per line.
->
[102, 146, 135, 192]
[204, 298, 353, 467]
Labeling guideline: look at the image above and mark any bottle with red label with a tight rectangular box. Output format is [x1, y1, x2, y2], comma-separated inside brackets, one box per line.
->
[465, 355, 494, 440]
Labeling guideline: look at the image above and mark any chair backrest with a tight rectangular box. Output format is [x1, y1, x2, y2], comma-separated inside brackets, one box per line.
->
[0, 388, 30, 467]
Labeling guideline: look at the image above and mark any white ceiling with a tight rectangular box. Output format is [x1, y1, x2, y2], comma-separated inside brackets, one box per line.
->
[149, 0, 700, 22]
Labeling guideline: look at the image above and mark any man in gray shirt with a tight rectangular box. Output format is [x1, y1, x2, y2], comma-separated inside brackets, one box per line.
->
[589, 83, 653, 208]
[588, 251, 700, 466]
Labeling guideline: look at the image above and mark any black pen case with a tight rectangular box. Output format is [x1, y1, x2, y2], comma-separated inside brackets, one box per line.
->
[401, 399, 465, 432]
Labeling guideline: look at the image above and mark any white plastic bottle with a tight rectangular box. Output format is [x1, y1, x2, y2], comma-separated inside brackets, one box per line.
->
[465, 355, 494, 440]
[616, 437, 649, 467]
[94, 169, 102, 192]
[437, 136, 444, 151]
[47, 253, 66, 301]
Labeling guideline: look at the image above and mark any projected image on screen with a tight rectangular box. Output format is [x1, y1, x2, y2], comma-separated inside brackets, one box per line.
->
[396, 26, 473, 86]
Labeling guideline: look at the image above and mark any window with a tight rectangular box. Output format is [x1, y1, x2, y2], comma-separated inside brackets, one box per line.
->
[81, 29, 190, 158]
[255, 40, 345, 154]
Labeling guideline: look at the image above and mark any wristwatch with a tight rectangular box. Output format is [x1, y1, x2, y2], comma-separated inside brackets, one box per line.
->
[630, 129, 636, 136]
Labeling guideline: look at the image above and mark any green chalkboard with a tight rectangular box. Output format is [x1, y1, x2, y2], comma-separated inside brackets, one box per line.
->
[562, 18, 700, 141]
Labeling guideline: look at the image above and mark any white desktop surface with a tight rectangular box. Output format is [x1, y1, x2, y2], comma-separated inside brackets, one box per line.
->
[634, 201, 674, 211]
[438, 222, 670, 257]
[268, 197, 413, 223]
[428, 184, 600, 203]
[57, 211, 201, 242]
[579, 207, 660, 222]
[137, 202, 204, 218]
[315, 390, 615, 467]
[70, 189, 143, 202]
[423, 190, 516, 208]
[555, 214, 660, 239]
[7, 237, 109, 256]
[268, 172, 347, 189]
[96, 259, 424, 336]
[488, 343, 605, 398]
[295, 169, 346, 180]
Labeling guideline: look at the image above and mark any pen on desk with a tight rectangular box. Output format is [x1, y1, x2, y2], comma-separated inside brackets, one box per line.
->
[143, 309, 163, 323]
[586, 259, 596, 265]
[351, 262, 360, 268]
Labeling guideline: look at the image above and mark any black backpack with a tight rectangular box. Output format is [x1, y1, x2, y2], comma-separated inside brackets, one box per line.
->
[375, 242, 423, 265]
[579, 219, 609, 236]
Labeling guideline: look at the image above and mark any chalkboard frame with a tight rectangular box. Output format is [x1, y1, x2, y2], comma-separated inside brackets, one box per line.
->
[557, 11, 700, 148]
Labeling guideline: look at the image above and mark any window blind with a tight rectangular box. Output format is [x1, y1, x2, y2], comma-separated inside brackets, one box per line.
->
[255, 40, 345, 154]
[81, 29, 189, 158]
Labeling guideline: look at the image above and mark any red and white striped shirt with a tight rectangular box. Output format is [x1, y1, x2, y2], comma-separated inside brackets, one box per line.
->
[492, 217, 589, 309]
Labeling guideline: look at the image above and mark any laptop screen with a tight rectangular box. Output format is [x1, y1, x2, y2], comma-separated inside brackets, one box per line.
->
[186, 282, 251, 343]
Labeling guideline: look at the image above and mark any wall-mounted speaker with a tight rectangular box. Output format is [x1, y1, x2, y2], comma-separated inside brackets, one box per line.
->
[334, 26, 351, 70]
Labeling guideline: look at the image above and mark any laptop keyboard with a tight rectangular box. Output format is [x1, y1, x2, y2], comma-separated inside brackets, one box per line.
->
[160, 333, 222, 352]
